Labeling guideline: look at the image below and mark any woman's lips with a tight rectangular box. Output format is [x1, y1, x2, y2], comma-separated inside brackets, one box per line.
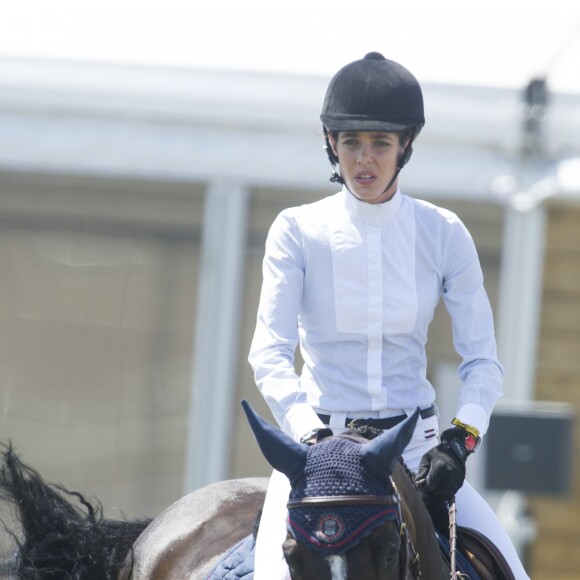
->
[355, 171, 377, 185]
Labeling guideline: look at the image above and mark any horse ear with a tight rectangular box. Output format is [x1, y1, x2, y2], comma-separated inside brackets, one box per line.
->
[360, 407, 421, 481]
[241, 400, 308, 480]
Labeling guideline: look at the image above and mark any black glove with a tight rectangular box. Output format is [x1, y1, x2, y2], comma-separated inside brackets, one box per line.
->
[300, 427, 333, 445]
[416, 426, 476, 500]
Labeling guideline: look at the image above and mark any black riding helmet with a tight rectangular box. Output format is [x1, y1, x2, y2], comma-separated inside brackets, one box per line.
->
[321, 52, 425, 184]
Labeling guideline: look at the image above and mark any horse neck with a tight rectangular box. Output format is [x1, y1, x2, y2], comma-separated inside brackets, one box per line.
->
[392, 462, 449, 580]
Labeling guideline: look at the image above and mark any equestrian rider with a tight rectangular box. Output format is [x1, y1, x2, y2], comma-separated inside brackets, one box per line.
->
[249, 52, 530, 580]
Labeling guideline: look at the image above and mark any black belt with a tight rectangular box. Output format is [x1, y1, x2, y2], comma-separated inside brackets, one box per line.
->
[317, 404, 436, 430]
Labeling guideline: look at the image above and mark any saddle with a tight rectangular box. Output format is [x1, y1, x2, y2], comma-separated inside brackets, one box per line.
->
[458, 526, 516, 580]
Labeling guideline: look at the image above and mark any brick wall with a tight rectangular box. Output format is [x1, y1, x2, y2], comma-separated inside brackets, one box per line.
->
[529, 204, 580, 579]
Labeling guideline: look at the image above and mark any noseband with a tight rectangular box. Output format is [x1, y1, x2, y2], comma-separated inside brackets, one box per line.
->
[286, 434, 422, 579]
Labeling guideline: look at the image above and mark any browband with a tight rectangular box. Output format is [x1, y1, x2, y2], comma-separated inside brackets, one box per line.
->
[287, 494, 400, 508]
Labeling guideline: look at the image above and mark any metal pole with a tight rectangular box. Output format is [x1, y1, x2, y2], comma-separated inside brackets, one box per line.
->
[492, 78, 551, 562]
[184, 180, 250, 493]
[497, 202, 547, 402]
[496, 77, 550, 401]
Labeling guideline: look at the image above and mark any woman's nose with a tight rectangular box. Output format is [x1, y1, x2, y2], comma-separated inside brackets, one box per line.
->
[357, 144, 372, 164]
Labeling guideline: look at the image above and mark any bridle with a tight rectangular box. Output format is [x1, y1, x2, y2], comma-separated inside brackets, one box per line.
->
[285, 434, 422, 579]
[287, 494, 400, 508]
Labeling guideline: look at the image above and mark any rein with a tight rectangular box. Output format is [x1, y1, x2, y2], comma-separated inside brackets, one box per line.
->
[449, 498, 460, 580]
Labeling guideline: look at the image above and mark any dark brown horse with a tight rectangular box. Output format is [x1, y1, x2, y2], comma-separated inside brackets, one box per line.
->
[0, 404, 449, 579]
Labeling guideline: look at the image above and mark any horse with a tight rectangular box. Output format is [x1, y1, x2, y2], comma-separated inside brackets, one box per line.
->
[0, 447, 268, 579]
[0, 403, 452, 579]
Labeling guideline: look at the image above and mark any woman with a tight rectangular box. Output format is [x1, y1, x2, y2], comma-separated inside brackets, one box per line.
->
[249, 52, 529, 579]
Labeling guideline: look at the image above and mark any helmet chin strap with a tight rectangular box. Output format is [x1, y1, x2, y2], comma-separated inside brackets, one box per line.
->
[344, 167, 401, 202]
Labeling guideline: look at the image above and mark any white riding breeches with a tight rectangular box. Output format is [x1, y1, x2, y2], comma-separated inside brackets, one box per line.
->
[253, 414, 530, 580]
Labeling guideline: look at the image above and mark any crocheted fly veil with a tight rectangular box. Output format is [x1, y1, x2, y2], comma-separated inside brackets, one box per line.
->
[241, 400, 420, 556]
[286, 436, 401, 555]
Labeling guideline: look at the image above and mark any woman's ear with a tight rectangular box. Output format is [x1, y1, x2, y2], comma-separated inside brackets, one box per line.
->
[327, 132, 339, 158]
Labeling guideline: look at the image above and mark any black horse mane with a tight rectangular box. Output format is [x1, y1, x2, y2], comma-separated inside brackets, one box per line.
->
[0, 443, 152, 580]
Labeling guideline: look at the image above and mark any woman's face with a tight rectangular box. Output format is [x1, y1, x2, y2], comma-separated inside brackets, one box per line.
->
[329, 131, 404, 204]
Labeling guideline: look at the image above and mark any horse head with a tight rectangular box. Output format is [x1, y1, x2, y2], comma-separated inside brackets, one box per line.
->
[242, 401, 421, 579]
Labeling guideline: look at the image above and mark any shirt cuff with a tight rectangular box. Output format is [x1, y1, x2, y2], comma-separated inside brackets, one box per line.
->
[281, 402, 325, 441]
[455, 403, 490, 437]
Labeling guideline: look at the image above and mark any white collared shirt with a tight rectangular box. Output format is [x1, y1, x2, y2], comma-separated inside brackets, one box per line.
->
[249, 187, 503, 440]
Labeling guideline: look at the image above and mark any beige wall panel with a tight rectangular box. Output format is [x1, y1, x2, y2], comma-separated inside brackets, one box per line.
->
[0, 174, 204, 518]
[543, 258, 580, 294]
[529, 204, 580, 579]
[540, 298, 580, 334]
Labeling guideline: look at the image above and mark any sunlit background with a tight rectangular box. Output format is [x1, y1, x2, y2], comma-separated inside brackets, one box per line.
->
[1, 2, 580, 578]
[2, 0, 580, 91]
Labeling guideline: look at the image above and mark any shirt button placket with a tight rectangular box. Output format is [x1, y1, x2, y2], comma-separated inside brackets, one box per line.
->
[366, 223, 383, 408]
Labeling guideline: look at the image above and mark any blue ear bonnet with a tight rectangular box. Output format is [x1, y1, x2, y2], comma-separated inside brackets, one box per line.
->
[286, 437, 400, 555]
[241, 401, 420, 556]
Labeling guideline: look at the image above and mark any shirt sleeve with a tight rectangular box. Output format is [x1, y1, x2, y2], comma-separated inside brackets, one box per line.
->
[248, 210, 324, 440]
[441, 215, 503, 437]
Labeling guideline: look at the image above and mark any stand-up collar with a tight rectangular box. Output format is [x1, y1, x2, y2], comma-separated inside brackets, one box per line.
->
[341, 186, 402, 225]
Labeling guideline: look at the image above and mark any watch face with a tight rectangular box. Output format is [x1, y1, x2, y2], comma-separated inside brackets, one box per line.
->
[464, 434, 477, 452]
